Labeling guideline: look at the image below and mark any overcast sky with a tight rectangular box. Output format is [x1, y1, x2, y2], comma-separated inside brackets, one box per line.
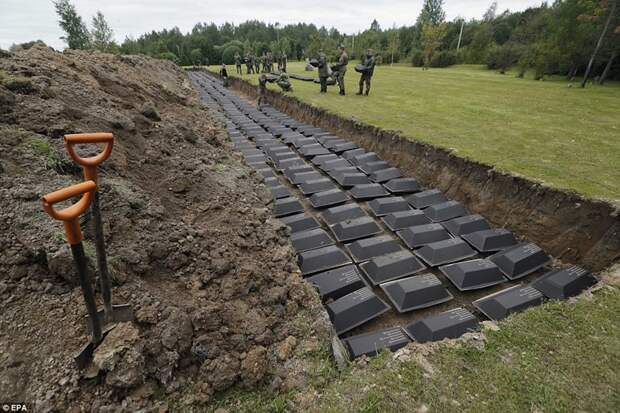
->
[1, 0, 544, 50]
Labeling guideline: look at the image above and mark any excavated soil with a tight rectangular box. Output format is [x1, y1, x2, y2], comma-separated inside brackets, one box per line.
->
[0, 44, 330, 412]
[227, 76, 620, 273]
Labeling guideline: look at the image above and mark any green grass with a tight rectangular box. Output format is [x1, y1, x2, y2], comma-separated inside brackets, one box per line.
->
[206, 285, 620, 412]
[216, 62, 620, 204]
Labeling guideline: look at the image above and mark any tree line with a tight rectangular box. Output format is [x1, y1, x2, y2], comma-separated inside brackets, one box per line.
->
[47, 0, 620, 83]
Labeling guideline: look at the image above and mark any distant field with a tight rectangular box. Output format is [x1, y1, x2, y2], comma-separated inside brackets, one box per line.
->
[213, 62, 620, 203]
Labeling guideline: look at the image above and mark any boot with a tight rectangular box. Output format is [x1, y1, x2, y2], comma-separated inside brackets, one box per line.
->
[339, 89, 345, 96]
[356, 87, 363, 95]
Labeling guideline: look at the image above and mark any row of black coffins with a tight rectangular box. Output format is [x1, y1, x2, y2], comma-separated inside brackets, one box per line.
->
[188, 71, 597, 360]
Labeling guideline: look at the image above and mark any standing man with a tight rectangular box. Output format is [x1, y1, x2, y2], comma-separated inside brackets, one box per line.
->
[254, 54, 261, 74]
[257, 74, 267, 107]
[334, 45, 349, 96]
[317, 50, 328, 93]
[357, 49, 376, 96]
[245, 53, 253, 74]
[281, 52, 288, 72]
[234, 52, 242, 75]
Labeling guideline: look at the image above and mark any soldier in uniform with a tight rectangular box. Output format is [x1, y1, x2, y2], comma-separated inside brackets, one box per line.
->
[357, 49, 376, 96]
[234, 52, 242, 75]
[257, 74, 267, 107]
[317, 50, 328, 93]
[254, 54, 261, 74]
[281, 53, 288, 72]
[245, 53, 253, 74]
[334, 45, 349, 96]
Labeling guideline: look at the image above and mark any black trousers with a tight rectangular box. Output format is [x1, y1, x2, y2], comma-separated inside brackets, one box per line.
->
[359, 73, 372, 94]
[319, 77, 327, 93]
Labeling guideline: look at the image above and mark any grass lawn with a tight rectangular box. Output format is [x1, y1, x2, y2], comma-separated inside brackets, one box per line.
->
[216, 62, 620, 204]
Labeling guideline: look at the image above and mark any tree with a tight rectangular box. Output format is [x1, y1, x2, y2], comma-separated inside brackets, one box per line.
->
[483, 1, 498, 22]
[422, 23, 448, 68]
[91, 11, 115, 52]
[190, 48, 203, 65]
[417, 0, 446, 26]
[388, 27, 400, 65]
[53, 0, 90, 49]
[370, 19, 381, 31]
[581, 0, 618, 87]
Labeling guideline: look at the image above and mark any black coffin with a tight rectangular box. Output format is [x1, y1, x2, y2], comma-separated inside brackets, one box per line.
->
[488, 243, 551, 280]
[290, 228, 335, 253]
[351, 152, 381, 166]
[270, 185, 291, 199]
[333, 142, 359, 154]
[368, 196, 411, 217]
[309, 188, 350, 208]
[349, 184, 390, 200]
[383, 178, 421, 194]
[343, 327, 411, 359]
[396, 223, 452, 249]
[257, 168, 276, 179]
[321, 203, 368, 225]
[330, 216, 383, 243]
[423, 200, 467, 223]
[406, 189, 448, 209]
[307, 265, 366, 301]
[380, 273, 453, 313]
[299, 144, 331, 157]
[311, 154, 338, 167]
[273, 196, 304, 218]
[342, 148, 366, 161]
[322, 158, 353, 172]
[284, 165, 315, 182]
[346, 235, 404, 263]
[300, 178, 338, 195]
[276, 157, 306, 170]
[334, 172, 371, 188]
[439, 259, 507, 291]
[415, 238, 477, 267]
[360, 250, 427, 285]
[442, 214, 491, 236]
[279, 213, 321, 233]
[382, 210, 431, 232]
[533, 265, 597, 299]
[404, 308, 479, 343]
[462, 228, 518, 252]
[263, 177, 282, 188]
[370, 168, 402, 183]
[473, 285, 544, 321]
[358, 160, 390, 175]
[298, 245, 352, 276]
[326, 287, 391, 335]
[292, 137, 318, 149]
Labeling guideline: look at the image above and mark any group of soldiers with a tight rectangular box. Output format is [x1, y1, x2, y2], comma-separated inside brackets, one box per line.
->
[235, 52, 288, 75]
[316, 45, 376, 96]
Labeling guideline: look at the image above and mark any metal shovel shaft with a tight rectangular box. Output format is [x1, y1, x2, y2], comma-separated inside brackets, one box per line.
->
[70, 242, 103, 344]
[91, 191, 113, 319]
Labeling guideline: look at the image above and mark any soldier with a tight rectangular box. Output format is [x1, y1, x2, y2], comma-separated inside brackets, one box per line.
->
[317, 50, 328, 93]
[219, 64, 230, 87]
[357, 49, 376, 96]
[245, 53, 253, 74]
[257, 74, 267, 107]
[334, 45, 349, 96]
[234, 52, 242, 75]
[281, 52, 288, 72]
[254, 56, 260, 74]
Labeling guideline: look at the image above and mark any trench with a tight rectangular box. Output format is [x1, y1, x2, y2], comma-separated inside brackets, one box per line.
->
[189, 70, 612, 358]
[225, 73, 620, 273]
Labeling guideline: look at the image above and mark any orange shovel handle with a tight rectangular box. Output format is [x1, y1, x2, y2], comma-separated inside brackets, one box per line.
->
[42, 180, 97, 245]
[64, 133, 114, 182]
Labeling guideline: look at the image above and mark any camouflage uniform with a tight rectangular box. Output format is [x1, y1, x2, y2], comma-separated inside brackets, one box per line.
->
[245, 54, 253, 74]
[317, 51, 328, 93]
[257, 74, 267, 106]
[254, 55, 260, 74]
[357, 50, 376, 96]
[282, 53, 287, 72]
[234, 53, 242, 75]
[335, 47, 349, 95]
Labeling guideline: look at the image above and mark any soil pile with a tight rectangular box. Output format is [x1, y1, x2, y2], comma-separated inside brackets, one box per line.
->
[0, 43, 329, 411]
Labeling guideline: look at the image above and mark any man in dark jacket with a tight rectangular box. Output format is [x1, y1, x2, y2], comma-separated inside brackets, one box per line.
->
[357, 49, 376, 96]
[334, 45, 349, 95]
[317, 50, 328, 93]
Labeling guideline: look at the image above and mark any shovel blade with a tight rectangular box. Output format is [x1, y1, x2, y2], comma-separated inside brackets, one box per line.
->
[86, 304, 134, 332]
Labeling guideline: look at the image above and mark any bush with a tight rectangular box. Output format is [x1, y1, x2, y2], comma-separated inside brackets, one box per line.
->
[410, 49, 424, 67]
[430, 50, 458, 68]
[486, 44, 523, 73]
[157, 51, 178, 62]
[221, 45, 243, 65]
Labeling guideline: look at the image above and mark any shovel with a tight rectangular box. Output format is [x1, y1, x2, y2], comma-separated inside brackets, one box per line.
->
[64, 132, 133, 328]
[42, 180, 106, 368]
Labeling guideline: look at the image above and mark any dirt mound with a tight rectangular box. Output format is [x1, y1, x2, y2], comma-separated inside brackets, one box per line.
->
[0, 44, 329, 411]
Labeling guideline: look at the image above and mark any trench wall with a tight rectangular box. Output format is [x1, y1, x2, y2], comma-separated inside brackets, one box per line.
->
[226, 74, 619, 272]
